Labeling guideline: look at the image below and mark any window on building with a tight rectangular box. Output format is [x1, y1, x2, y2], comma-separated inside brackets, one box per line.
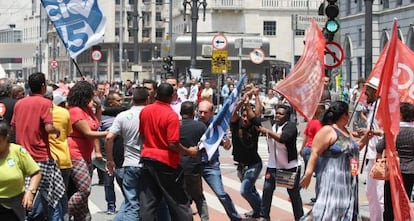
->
[142, 30, 150, 38]
[295, 29, 305, 36]
[357, 0, 362, 12]
[358, 28, 362, 46]
[156, 12, 162, 21]
[156, 0, 163, 5]
[263, 21, 277, 36]
[156, 29, 163, 38]
[115, 0, 120, 5]
[396, 0, 402, 6]
[345, 0, 351, 15]
[383, 0, 389, 8]
[357, 57, 363, 77]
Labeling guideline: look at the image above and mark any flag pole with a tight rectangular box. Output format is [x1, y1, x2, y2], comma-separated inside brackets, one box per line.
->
[71, 58, 84, 79]
[347, 101, 359, 128]
[360, 97, 379, 174]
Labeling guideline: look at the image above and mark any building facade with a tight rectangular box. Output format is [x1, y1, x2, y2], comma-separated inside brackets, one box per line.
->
[340, 0, 414, 87]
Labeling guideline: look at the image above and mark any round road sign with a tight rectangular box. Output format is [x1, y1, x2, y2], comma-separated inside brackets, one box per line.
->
[249, 48, 265, 64]
[50, 60, 58, 69]
[91, 49, 103, 61]
[324, 41, 344, 69]
[212, 34, 228, 50]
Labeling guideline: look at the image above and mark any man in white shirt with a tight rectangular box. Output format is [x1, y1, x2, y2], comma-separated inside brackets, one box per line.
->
[363, 77, 384, 221]
[177, 81, 188, 101]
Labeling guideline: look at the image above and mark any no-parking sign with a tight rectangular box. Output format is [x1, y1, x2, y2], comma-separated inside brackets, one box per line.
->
[324, 41, 344, 69]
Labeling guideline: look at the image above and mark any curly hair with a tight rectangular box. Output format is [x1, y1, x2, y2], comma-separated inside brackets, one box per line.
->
[67, 81, 95, 108]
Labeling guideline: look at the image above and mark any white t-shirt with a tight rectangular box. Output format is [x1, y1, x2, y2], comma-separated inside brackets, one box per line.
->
[366, 100, 382, 160]
[266, 123, 298, 169]
[177, 87, 188, 101]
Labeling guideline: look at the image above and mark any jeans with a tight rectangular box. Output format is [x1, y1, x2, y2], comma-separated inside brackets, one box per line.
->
[301, 147, 322, 198]
[104, 171, 116, 208]
[260, 167, 304, 221]
[114, 166, 140, 221]
[27, 190, 63, 221]
[237, 161, 262, 216]
[202, 160, 241, 221]
[184, 174, 209, 221]
[139, 158, 192, 221]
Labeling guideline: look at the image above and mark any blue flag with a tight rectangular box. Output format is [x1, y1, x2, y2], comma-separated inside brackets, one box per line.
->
[41, 0, 106, 58]
[199, 74, 247, 160]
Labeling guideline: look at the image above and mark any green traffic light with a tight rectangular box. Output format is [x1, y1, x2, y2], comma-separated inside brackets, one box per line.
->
[326, 20, 340, 33]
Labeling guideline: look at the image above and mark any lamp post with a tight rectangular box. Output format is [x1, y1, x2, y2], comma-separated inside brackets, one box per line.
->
[364, 0, 374, 78]
[183, 0, 207, 69]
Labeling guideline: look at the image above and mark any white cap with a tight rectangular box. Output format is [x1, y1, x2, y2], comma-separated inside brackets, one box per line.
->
[366, 77, 379, 90]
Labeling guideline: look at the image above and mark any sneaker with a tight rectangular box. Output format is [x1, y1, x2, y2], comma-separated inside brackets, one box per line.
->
[244, 210, 260, 218]
[106, 204, 116, 215]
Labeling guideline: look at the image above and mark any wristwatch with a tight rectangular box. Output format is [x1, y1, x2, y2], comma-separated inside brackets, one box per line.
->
[26, 187, 37, 194]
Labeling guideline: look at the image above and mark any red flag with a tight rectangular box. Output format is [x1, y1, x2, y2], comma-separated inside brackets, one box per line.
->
[274, 19, 326, 121]
[358, 37, 414, 104]
[376, 19, 414, 220]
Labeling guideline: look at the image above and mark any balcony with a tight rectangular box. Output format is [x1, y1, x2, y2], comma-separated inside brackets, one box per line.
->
[209, 0, 244, 10]
[261, 0, 320, 10]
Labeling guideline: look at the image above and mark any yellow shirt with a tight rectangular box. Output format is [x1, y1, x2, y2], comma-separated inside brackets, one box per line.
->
[0, 144, 40, 198]
[49, 104, 73, 169]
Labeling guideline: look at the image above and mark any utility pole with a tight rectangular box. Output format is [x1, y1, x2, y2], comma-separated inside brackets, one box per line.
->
[183, 0, 207, 69]
[133, 0, 139, 66]
[364, 0, 373, 78]
[169, 0, 173, 56]
[119, 0, 124, 80]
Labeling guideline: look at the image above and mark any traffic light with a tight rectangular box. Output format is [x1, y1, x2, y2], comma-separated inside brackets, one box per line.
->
[162, 56, 174, 75]
[325, 0, 340, 35]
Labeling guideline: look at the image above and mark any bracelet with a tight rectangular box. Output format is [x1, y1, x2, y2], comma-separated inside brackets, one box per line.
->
[26, 187, 37, 194]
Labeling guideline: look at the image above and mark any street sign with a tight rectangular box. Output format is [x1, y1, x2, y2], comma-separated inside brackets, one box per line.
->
[211, 50, 228, 74]
[91, 49, 103, 61]
[249, 48, 265, 64]
[292, 14, 326, 30]
[50, 60, 58, 69]
[212, 34, 228, 50]
[234, 38, 263, 49]
[324, 41, 344, 69]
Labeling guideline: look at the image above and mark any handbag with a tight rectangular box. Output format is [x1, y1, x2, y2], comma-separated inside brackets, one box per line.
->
[369, 152, 389, 180]
[275, 168, 298, 189]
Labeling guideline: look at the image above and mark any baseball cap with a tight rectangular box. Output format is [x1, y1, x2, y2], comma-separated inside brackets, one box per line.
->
[44, 86, 54, 99]
[53, 92, 67, 105]
[365, 77, 379, 90]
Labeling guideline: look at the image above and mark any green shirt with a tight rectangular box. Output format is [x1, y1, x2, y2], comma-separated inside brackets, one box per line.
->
[0, 144, 40, 198]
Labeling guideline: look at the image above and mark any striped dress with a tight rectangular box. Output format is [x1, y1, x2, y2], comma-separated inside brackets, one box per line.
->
[312, 128, 359, 221]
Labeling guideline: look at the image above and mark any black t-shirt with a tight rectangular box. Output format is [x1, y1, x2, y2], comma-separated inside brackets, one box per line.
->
[179, 118, 207, 175]
[230, 117, 261, 165]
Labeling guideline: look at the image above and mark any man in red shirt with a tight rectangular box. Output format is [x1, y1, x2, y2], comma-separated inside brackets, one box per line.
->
[11, 72, 63, 221]
[139, 83, 198, 220]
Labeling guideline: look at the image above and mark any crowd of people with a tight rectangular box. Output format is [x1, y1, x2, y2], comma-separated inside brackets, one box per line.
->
[0, 72, 412, 221]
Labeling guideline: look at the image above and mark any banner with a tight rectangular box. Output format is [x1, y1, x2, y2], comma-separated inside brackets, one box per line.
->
[199, 74, 247, 160]
[376, 19, 414, 221]
[274, 19, 326, 121]
[41, 0, 106, 58]
[359, 35, 414, 104]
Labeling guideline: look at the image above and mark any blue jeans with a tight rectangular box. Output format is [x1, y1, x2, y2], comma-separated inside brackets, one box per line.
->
[237, 161, 262, 215]
[301, 147, 322, 198]
[202, 160, 241, 221]
[260, 167, 304, 221]
[27, 190, 63, 221]
[114, 166, 140, 221]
